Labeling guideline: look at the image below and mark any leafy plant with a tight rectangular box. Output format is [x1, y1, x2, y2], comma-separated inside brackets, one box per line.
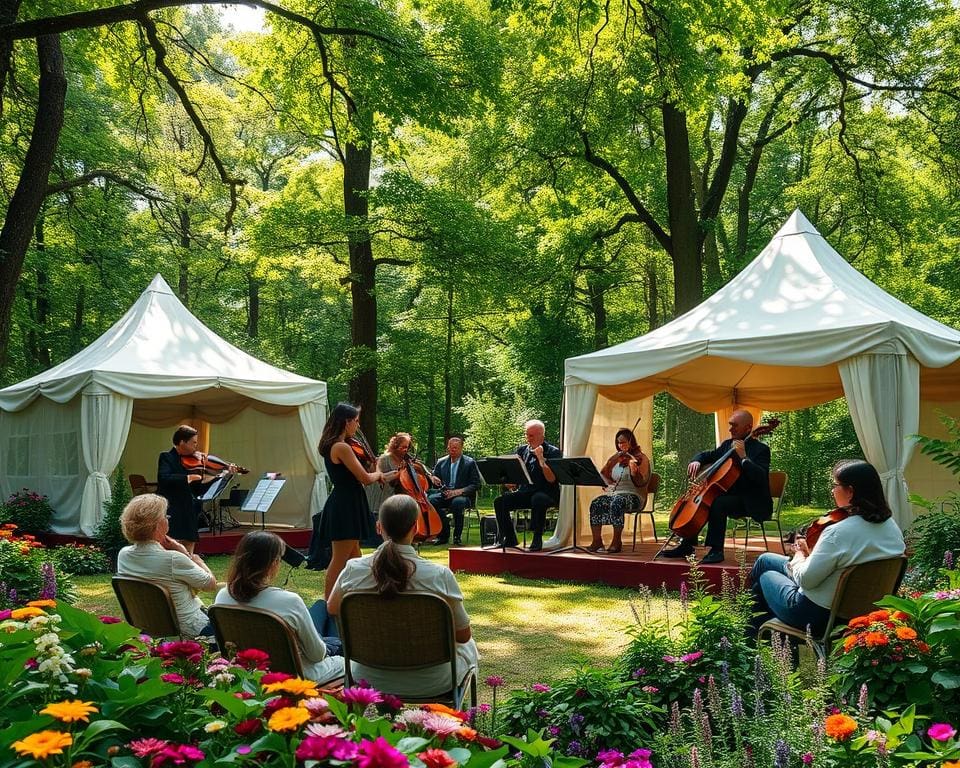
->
[95, 464, 131, 561]
[51, 542, 111, 576]
[903, 504, 960, 591]
[0, 489, 54, 534]
[0, 526, 75, 607]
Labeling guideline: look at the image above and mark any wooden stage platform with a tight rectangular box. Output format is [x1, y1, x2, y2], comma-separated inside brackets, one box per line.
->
[448, 537, 788, 591]
[195, 525, 312, 555]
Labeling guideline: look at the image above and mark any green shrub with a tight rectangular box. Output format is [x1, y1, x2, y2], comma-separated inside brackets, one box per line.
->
[0, 489, 54, 534]
[96, 464, 132, 560]
[904, 501, 960, 591]
[0, 529, 75, 606]
[52, 542, 112, 575]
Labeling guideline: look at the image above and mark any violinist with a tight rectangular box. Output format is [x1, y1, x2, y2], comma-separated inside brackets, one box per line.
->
[661, 410, 771, 564]
[587, 428, 650, 554]
[157, 424, 238, 554]
[748, 460, 905, 640]
[311, 403, 398, 600]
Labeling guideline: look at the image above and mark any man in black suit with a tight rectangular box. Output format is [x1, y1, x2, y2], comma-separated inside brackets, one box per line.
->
[157, 425, 206, 554]
[493, 419, 562, 552]
[661, 409, 772, 564]
[428, 437, 482, 545]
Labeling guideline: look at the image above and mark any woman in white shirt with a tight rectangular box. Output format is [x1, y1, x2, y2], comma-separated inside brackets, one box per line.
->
[748, 459, 905, 639]
[214, 532, 344, 684]
[327, 494, 479, 697]
[116, 494, 217, 638]
[587, 428, 650, 553]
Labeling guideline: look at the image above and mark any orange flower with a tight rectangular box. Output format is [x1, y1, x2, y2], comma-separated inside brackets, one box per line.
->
[843, 635, 859, 652]
[848, 616, 871, 629]
[895, 626, 918, 641]
[917, 641, 931, 653]
[262, 678, 320, 698]
[863, 631, 889, 647]
[12, 731, 73, 759]
[424, 703, 467, 721]
[825, 714, 858, 741]
[867, 610, 890, 622]
[10, 607, 45, 620]
[27, 599, 57, 608]
[40, 700, 98, 723]
[72, 762, 94, 768]
[457, 726, 478, 741]
[892, 611, 910, 621]
[267, 706, 310, 733]
[941, 762, 960, 768]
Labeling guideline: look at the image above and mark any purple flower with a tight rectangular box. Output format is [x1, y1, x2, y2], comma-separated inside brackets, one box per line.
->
[548, 726, 561, 736]
[236, 745, 252, 755]
[569, 713, 585, 727]
[567, 740, 583, 756]
[39, 562, 57, 600]
[597, 749, 624, 764]
[945, 550, 955, 569]
[774, 739, 789, 768]
[296, 736, 360, 762]
[356, 737, 408, 768]
[631, 668, 647, 679]
[536, 708, 550, 719]
[681, 651, 703, 664]
[479, 703, 491, 714]
[801, 753, 813, 765]
[730, 692, 743, 717]
[662, 655, 679, 663]
[485, 675, 505, 688]
[341, 686, 384, 708]
[927, 723, 957, 742]
[531, 683, 551, 693]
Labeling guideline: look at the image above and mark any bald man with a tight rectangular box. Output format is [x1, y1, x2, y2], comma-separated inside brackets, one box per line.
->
[661, 409, 772, 564]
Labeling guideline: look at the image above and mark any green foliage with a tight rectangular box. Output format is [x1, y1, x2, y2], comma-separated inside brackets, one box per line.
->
[0, 489, 54, 534]
[0, 532, 75, 607]
[51, 542, 112, 576]
[96, 466, 131, 560]
[903, 504, 960, 591]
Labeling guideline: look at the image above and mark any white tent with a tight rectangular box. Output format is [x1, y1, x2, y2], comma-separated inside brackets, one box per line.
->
[556, 210, 960, 546]
[0, 275, 329, 536]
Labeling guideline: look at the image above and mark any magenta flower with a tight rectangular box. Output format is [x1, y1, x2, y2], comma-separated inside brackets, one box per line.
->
[801, 753, 813, 765]
[128, 738, 168, 758]
[152, 743, 205, 766]
[380, 693, 404, 711]
[161, 673, 186, 684]
[0, 609, 11, 620]
[356, 737, 408, 768]
[296, 735, 360, 761]
[99, 615, 122, 624]
[236, 745, 252, 755]
[341, 686, 384, 708]
[531, 683, 551, 693]
[927, 723, 957, 742]
[662, 655, 679, 663]
[681, 651, 704, 664]
[597, 749, 624, 763]
[485, 675, 505, 688]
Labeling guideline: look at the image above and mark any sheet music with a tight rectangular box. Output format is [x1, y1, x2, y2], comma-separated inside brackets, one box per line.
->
[200, 474, 232, 502]
[488, 454, 533, 484]
[240, 477, 286, 513]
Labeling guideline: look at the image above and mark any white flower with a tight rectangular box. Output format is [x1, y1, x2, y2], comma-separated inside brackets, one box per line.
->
[74, 668, 93, 679]
[211, 672, 235, 686]
[204, 720, 228, 733]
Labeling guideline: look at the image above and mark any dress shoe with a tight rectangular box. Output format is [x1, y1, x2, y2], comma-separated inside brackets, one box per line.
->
[700, 549, 725, 565]
[453, 537, 462, 546]
[497, 538, 520, 548]
[659, 543, 695, 559]
[528, 540, 543, 552]
[606, 544, 622, 554]
[586, 542, 606, 553]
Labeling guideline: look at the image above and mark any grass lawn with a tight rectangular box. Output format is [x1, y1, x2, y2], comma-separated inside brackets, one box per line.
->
[71, 503, 821, 697]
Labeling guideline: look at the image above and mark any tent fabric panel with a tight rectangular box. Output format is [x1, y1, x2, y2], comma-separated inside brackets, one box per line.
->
[905, 399, 960, 506]
[131, 390, 297, 428]
[549, 383, 598, 548]
[79, 387, 133, 536]
[299, 401, 330, 521]
[920, 362, 960, 401]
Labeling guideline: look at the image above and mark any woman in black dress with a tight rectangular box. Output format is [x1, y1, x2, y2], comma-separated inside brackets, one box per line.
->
[316, 403, 398, 599]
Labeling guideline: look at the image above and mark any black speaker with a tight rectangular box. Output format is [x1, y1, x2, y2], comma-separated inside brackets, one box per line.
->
[480, 515, 499, 546]
[281, 544, 307, 568]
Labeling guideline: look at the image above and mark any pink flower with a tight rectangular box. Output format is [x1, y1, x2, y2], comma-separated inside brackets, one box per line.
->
[927, 723, 957, 742]
[152, 743, 205, 766]
[485, 675, 505, 688]
[422, 713, 464, 737]
[260, 671, 292, 685]
[341, 686, 384, 708]
[681, 651, 703, 664]
[662, 655, 679, 663]
[154, 641, 204, 663]
[0, 610, 11, 620]
[306, 723, 348, 738]
[161, 673, 185, 684]
[301, 697, 330, 716]
[531, 683, 551, 693]
[641, 686, 660, 693]
[381, 693, 404, 711]
[296, 735, 360, 761]
[128, 738, 168, 758]
[356, 737, 408, 768]
[801, 753, 813, 765]
[235, 648, 271, 670]
[99, 615, 122, 624]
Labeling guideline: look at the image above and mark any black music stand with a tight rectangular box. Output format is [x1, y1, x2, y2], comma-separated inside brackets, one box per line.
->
[200, 474, 235, 534]
[476, 456, 531, 551]
[546, 457, 606, 555]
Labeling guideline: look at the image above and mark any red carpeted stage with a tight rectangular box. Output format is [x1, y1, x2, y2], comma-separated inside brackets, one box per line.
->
[448, 537, 787, 591]
[195, 525, 312, 555]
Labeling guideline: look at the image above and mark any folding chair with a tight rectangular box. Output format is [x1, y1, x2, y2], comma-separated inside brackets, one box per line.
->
[728, 470, 788, 551]
[207, 604, 306, 677]
[128, 474, 158, 496]
[112, 575, 182, 637]
[627, 472, 661, 550]
[338, 590, 478, 708]
[759, 555, 908, 661]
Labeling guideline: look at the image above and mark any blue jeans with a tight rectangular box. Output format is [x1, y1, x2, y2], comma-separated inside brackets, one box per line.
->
[308, 599, 342, 656]
[748, 553, 831, 640]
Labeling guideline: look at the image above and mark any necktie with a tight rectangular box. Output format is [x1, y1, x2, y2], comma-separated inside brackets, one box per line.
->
[449, 460, 458, 487]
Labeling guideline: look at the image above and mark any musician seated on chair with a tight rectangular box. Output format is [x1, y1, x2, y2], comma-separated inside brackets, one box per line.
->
[588, 427, 650, 554]
[327, 495, 480, 697]
[214, 531, 345, 685]
[427, 436, 482, 546]
[662, 409, 772, 565]
[748, 460, 904, 641]
[493, 419, 562, 552]
[117, 494, 217, 638]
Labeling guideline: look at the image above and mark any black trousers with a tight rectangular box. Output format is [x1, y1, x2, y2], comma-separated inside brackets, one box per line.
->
[427, 492, 472, 542]
[681, 494, 769, 549]
[494, 488, 558, 545]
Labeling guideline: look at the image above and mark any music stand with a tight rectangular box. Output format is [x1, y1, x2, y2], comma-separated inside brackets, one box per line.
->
[476, 456, 532, 551]
[200, 474, 234, 534]
[546, 457, 606, 555]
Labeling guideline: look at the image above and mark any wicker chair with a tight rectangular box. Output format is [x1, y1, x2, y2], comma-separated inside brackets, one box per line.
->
[337, 590, 478, 708]
[111, 575, 182, 637]
[758, 554, 908, 661]
[207, 604, 305, 677]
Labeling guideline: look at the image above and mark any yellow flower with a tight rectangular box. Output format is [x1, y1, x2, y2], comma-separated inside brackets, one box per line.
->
[204, 720, 227, 733]
[262, 678, 320, 698]
[12, 731, 73, 759]
[10, 607, 45, 620]
[40, 700, 99, 723]
[27, 599, 57, 608]
[267, 706, 310, 732]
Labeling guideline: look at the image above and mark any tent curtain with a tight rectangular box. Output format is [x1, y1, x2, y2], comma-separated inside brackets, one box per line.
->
[839, 348, 920, 531]
[79, 384, 133, 536]
[298, 401, 329, 520]
[548, 383, 599, 548]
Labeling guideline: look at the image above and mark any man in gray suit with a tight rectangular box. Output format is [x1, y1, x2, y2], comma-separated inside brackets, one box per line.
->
[428, 436, 482, 545]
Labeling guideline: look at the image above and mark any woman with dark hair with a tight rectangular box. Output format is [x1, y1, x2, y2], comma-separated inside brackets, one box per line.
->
[327, 495, 479, 696]
[748, 459, 905, 638]
[309, 403, 398, 599]
[587, 428, 650, 553]
[214, 531, 345, 684]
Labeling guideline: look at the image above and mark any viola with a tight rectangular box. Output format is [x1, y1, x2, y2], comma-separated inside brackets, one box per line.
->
[802, 508, 850, 549]
[180, 452, 249, 475]
[668, 418, 780, 539]
[398, 454, 444, 542]
[346, 429, 378, 472]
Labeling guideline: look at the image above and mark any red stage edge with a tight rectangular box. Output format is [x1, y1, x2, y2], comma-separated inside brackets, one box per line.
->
[40, 527, 312, 556]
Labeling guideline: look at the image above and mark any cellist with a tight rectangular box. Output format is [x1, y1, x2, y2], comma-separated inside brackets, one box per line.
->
[662, 409, 772, 564]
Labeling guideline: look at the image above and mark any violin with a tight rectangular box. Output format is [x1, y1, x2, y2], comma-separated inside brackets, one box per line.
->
[180, 452, 249, 475]
[346, 429, 378, 472]
[398, 453, 444, 542]
[615, 448, 644, 467]
[801, 508, 850, 549]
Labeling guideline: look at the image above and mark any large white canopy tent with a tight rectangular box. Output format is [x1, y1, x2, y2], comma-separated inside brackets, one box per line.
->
[553, 210, 960, 548]
[0, 275, 329, 536]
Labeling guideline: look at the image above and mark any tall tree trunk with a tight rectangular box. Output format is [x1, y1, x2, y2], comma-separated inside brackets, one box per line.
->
[645, 261, 660, 330]
[588, 278, 608, 349]
[427, 373, 436, 463]
[246, 274, 259, 337]
[343, 136, 378, 447]
[71, 283, 84, 352]
[443, 284, 453, 441]
[662, 102, 702, 315]
[0, 34, 65, 369]
[34, 217, 50, 369]
[177, 207, 190, 307]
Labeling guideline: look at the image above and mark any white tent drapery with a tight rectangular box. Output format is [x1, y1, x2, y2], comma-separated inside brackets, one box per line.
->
[552, 210, 960, 547]
[0, 275, 329, 536]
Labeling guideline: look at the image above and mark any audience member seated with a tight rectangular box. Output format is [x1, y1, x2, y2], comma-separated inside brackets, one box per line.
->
[748, 459, 905, 640]
[214, 531, 345, 684]
[328, 495, 479, 696]
[117, 494, 217, 638]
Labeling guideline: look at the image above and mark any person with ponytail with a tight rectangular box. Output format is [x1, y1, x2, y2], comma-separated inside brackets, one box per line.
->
[327, 494, 479, 696]
[748, 459, 905, 639]
[214, 531, 345, 685]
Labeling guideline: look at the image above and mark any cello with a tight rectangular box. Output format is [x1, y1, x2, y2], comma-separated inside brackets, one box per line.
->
[399, 453, 444, 542]
[668, 419, 780, 539]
